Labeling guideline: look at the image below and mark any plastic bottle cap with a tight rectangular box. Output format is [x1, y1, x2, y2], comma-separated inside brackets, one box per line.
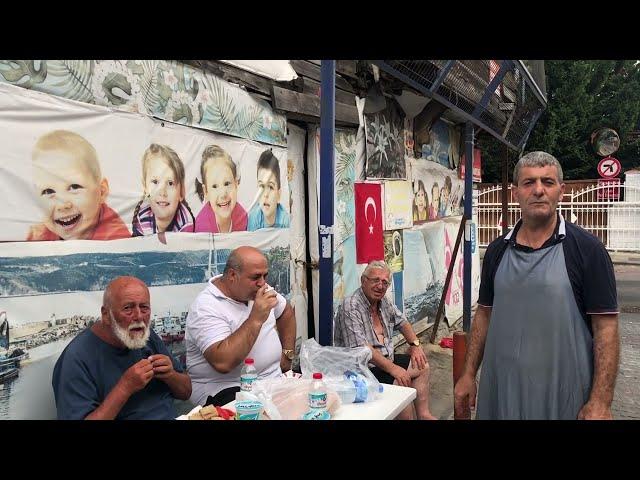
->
[313, 372, 322, 379]
[244, 358, 255, 364]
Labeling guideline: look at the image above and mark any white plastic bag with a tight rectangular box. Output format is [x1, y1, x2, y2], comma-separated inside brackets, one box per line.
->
[299, 339, 382, 403]
[247, 377, 341, 420]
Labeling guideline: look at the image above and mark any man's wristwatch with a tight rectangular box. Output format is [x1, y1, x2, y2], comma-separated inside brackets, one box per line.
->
[408, 339, 420, 347]
[282, 349, 295, 360]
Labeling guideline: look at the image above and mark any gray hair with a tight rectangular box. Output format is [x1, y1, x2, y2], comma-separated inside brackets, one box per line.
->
[362, 260, 391, 278]
[223, 249, 244, 274]
[513, 151, 564, 185]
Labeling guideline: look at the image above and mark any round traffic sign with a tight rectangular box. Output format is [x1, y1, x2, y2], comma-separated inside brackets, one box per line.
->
[597, 156, 621, 178]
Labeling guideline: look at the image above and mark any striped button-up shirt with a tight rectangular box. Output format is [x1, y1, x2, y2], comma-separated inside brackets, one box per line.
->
[333, 287, 407, 361]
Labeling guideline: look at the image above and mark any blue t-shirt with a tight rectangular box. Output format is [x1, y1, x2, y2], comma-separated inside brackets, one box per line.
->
[52, 328, 183, 420]
[247, 203, 290, 230]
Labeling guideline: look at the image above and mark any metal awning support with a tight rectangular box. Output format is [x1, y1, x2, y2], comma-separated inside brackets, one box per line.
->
[372, 61, 519, 151]
[518, 107, 544, 152]
[430, 60, 456, 92]
[318, 60, 335, 346]
[472, 60, 514, 118]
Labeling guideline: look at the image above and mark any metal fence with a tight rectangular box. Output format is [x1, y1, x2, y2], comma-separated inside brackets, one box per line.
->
[477, 183, 640, 251]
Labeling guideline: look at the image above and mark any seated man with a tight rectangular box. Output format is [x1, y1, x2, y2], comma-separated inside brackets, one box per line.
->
[52, 276, 192, 419]
[186, 246, 296, 407]
[334, 261, 436, 420]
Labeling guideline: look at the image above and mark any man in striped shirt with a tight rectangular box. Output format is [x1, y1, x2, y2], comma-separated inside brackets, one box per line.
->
[334, 261, 436, 420]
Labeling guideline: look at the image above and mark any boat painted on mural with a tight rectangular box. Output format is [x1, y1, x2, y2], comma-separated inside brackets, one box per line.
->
[0, 311, 29, 384]
[153, 311, 188, 369]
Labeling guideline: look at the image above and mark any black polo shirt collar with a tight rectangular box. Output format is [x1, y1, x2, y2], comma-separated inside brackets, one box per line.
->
[504, 213, 566, 251]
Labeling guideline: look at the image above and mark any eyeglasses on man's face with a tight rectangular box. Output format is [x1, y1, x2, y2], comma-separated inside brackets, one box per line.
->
[364, 276, 390, 288]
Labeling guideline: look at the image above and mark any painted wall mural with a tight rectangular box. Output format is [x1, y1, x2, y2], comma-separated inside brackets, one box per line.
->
[0, 80, 303, 419]
[409, 158, 464, 223]
[0, 60, 287, 147]
[384, 180, 413, 230]
[384, 229, 404, 273]
[364, 98, 406, 179]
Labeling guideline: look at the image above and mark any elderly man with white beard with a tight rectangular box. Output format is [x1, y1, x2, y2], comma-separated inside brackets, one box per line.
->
[52, 276, 191, 419]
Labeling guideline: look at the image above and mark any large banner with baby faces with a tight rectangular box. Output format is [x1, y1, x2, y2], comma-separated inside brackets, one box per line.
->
[0, 82, 300, 419]
[0, 82, 290, 241]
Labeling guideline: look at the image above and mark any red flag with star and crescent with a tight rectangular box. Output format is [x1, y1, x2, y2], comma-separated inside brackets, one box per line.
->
[355, 182, 384, 264]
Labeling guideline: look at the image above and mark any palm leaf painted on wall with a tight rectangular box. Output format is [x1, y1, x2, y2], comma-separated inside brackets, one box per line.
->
[0, 59, 286, 147]
[336, 131, 356, 197]
[127, 60, 160, 114]
[101, 72, 133, 106]
[0, 60, 47, 88]
[171, 103, 193, 124]
[237, 104, 264, 139]
[46, 60, 94, 103]
[335, 131, 356, 242]
[202, 74, 238, 133]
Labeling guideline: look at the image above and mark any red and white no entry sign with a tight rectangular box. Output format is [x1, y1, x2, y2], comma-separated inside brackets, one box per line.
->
[597, 156, 621, 178]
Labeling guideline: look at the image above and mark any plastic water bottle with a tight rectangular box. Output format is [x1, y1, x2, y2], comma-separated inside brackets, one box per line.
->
[332, 379, 357, 404]
[240, 358, 257, 392]
[344, 370, 381, 403]
[302, 372, 330, 420]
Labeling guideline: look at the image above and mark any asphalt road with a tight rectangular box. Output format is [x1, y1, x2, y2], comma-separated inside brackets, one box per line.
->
[611, 265, 640, 419]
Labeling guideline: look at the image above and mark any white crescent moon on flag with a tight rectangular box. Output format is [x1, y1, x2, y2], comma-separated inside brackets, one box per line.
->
[364, 197, 377, 221]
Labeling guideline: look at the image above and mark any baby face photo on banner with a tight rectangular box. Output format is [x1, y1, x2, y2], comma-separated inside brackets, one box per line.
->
[409, 158, 463, 222]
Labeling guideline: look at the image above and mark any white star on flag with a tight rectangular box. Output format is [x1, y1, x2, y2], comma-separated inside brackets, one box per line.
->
[369, 224, 374, 234]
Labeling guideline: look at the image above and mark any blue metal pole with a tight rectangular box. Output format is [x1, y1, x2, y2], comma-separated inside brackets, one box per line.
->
[463, 122, 474, 333]
[318, 60, 335, 346]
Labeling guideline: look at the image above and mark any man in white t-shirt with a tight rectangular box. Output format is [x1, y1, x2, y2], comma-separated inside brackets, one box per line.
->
[186, 246, 297, 406]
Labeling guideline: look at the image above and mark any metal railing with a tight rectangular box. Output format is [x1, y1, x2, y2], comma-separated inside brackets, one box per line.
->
[477, 183, 640, 251]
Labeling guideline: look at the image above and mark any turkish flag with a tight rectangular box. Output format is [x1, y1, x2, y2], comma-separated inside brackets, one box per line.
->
[355, 182, 384, 264]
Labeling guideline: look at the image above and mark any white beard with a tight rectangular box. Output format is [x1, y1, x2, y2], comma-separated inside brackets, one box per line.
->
[110, 311, 150, 350]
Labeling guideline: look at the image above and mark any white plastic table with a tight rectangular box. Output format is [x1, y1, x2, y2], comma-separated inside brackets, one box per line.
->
[223, 383, 416, 420]
[331, 384, 416, 420]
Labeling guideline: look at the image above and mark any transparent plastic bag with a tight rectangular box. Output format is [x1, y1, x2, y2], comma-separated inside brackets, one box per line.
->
[299, 339, 382, 403]
[243, 377, 341, 420]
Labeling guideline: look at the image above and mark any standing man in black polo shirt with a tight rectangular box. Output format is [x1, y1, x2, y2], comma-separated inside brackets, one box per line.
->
[454, 151, 619, 420]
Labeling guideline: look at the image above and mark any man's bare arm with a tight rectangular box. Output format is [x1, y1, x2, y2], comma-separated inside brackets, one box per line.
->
[453, 305, 491, 414]
[203, 286, 278, 373]
[397, 322, 419, 344]
[203, 314, 266, 374]
[462, 305, 492, 378]
[276, 302, 296, 370]
[578, 314, 619, 419]
[276, 302, 296, 350]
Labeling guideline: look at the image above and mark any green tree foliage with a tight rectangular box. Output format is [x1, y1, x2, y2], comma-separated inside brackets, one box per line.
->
[481, 60, 640, 182]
